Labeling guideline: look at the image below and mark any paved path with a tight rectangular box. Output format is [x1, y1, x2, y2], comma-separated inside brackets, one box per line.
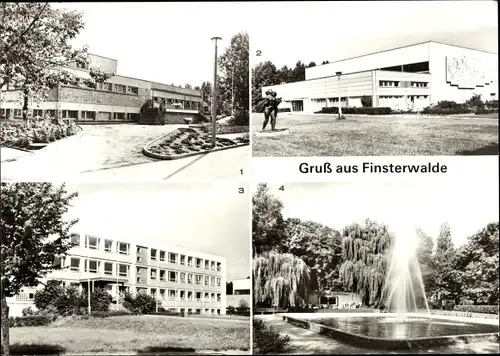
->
[1, 124, 249, 181]
[255, 315, 499, 354]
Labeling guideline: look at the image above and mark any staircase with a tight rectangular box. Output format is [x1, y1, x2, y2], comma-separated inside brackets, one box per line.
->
[139, 107, 161, 125]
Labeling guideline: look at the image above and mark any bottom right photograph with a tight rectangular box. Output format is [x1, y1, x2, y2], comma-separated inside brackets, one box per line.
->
[251, 182, 499, 355]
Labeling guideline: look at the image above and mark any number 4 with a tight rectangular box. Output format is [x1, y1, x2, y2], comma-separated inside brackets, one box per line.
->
[279, 186, 284, 191]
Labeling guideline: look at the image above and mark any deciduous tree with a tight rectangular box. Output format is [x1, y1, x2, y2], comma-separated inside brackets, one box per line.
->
[1, 183, 78, 356]
[251, 61, 278, 108]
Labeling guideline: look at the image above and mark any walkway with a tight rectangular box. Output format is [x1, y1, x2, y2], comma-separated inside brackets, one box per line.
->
[255, 315, 499, 354]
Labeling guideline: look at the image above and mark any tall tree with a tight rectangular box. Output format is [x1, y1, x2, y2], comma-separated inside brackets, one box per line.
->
[252, 184, 286, 255]
[200, 81, 212, 107]
[415, 227, 435, 303]
[338, 219, 393, 307]
[307, 61, 316, 68]
[253, 251, 310, 309]
[251, 61, 278, 108]
[283, 218, 343, 292]
[217, 31, 249, 125]
[0, 3, 113, 120]
[290, 61, 306, 82]
[1, 183, 78, 356]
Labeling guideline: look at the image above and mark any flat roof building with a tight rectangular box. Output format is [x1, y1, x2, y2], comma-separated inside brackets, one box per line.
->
[7, 232, 227, 317]
[0, 54, 203, 123]
[226, 278, 251, 310]
[262, 41, 498, 113]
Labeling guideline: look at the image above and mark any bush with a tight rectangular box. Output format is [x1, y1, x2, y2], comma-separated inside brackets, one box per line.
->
[227, 306, 236, 315]
[361, 95, 373, 108]
[454, 305, 498, 314]
[315, 106, 392, 115]
[122, 292, 158, 314]
[82, 287, 113, 312]
[278, 108, 291, 113]
[21, 306, 35, 316]
[486, 100, 498, 109]
[9, 315, 57, 327]
[253, 319, 290, 354]
[91, 310, 133, 318]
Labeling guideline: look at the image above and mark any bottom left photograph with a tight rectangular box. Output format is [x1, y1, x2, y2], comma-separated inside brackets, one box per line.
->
[1, 181, 251, 355]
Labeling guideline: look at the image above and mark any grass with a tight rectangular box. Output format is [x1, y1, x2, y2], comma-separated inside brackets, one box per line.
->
[9, 315, 250, 353]
[251, 113, 499, 156]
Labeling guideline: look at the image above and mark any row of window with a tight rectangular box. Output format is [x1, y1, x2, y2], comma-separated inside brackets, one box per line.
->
[65, 257, 222, 287]
[379, 95, 429, 99]
[94, 82, 139, 95]
[311, 97, 347, 102]
[146, 288, 222, 303]
[71, 234, 222, 271]
[379, 80, 429, 88]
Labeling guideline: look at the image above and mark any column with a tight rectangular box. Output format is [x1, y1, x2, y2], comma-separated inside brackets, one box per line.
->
[371, 70, 377, 108]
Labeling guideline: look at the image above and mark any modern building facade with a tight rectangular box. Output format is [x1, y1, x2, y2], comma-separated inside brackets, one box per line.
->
[262, 41, 498, 113]
[226, 278, 251, 309]
[7, 232, 227, 317]
[307, 291, 361, 309]
[0, 54, 203, 122]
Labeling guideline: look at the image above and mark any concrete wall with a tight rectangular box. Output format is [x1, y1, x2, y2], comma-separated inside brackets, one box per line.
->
[89, 54, 118, 74]
[428, 42, 498, 103]
[60, 86, 149, 107]
[226, 294, 251, 308]
[306, 42, 430, 80]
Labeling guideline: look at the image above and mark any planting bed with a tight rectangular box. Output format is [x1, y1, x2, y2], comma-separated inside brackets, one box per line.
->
[144, 127, 249, 160]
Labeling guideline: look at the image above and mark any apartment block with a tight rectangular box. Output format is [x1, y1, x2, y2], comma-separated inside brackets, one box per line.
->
[7, 233, 227, 317]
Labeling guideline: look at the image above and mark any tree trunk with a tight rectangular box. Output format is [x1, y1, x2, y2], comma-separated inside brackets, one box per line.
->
[1, 294, 10, 356]
[22, 89, 29, 122]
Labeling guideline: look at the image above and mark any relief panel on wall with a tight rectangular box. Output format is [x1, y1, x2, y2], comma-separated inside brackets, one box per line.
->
[446, 55, 492, 89]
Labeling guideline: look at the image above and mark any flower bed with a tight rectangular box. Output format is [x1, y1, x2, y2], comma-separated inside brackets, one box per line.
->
[0, 119, 80, 149]
[144, 128, 248, 159]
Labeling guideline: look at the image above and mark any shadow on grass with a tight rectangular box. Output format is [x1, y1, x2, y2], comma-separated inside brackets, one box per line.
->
[137, 346, 197, 354]
[456, 142, 499, 155]
[7, 343, 66, 355]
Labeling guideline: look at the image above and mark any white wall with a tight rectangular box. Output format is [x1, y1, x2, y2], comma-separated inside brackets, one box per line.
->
[428, 42, 498, 103]
[306, 43, 430, 80]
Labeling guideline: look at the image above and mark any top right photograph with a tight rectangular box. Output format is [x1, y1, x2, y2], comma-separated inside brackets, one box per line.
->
[251, 1, 498, 157]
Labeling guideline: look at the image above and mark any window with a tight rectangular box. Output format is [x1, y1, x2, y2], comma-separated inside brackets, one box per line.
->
[70, 258, 80, 271]
[217, 293, 221, 302]
[217, 262, 221, 272]
[188, 256, 193, 267]
[196, 292, 202, 301]
[187, 274, 193, 284]
[204, 276, 209, 286]
[33, 109, 43, 117]
[76, 62, 88, 69]
[196, 258, 202, 268]
[204, 260, 209, 270]
[150, 288, 157, 297]
[118, 242, 129, 255]
[204, 292, 210, 301]
[127, 86, 138, 94]
[180, 272, 186, 283]
[169, 271, 177, 282]
[97, 82, 112, 91]
[113, 112, 125, 120]
[104, 262, 113, 275]
[53, 257, 64, 268]
[118, 264, 128, 277]
[211, 293, 216, 301]
[188, 291, 193, 301]
[216, 278, 221, 287]
[81, 111, 96, 120]
[150, 268, 157, 280]
[160, 270, 166, 281]
[62, 110, 78, 119]
[104, 240, 112, 252]
[127, 113, 139, 121]
[115, 84, 126, 93]
[98, 111, 111, 121]
[169, 290, 176, 300]
[169, 253, 177, 264]
[159, 251, 166, 261]
[180, 290, 186, 300]
[137, 256, 143, 263]
[86, 260, 98, 273]
[180, 255, 186, 265]
[160, 289, 166, 298]
[195, 275, 202, 285]
[210, 277, 215, 287]
[151, 249, 157, 260]
[210, 261, 215, 271]
[71, 233, 80, 247]
[86, 235, 99, 250]
[46, 110, 56, 117]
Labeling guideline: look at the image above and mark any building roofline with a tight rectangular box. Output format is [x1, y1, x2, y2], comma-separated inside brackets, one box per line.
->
[313, 40, 497, 69]
[89, 53, 118, 61]
[113, 74, 201, 95]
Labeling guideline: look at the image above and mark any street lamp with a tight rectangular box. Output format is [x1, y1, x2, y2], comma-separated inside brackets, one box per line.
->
[336, 71, 342, 119]
[211, 37, 222, 148]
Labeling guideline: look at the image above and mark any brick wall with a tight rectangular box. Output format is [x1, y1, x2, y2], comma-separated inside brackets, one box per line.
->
[60, 86, 149, 108]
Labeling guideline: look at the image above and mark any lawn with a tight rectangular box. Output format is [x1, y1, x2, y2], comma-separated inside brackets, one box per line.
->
[9, 315, 250, 354]
[251, 113, 499, 156]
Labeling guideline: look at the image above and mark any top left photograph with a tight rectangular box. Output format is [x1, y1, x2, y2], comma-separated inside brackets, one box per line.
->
[0, 2, 250, 182]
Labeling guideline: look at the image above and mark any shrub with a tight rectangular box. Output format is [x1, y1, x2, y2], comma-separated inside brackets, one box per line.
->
[454, 305, 498, 314]
[9, 315, 57, 327]
[122, 291, 158, 314]
[21, 306, 35, 317]
[227, 306, 236, 315]
[253, 319, 290, 354]
[315, 106, 392, 115]
[82, 287, 113, 312]
[278, 108, 291, 113]
[465, 93, 486, 111]
[486, 100, 498, 109]
[91, 310, 132, 318]
[34, 280, 65, 311]
[361, 95, 373, 107]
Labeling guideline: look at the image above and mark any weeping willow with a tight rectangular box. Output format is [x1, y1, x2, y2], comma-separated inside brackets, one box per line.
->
[338, 219, 393, 307]
[253, 250, 310, 309]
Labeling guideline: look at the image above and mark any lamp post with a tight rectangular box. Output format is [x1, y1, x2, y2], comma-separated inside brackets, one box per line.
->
[336, 71, 342, 119]
[211, 37, 222, 148]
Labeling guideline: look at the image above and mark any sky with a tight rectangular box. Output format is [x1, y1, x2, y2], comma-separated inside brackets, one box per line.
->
[51, 2, 252, 86]
[251, 1, 498, 68]
[62, 182, 250, 281]
[256, 181, 499, 248]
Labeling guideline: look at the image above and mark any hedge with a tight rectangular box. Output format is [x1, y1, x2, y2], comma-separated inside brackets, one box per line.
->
[454, 305, 498, 314]
[315, 107, 392, 115]
[9, 315, 57, 327]
[278, 108, 291, 113]
[90, 310, 183, 318]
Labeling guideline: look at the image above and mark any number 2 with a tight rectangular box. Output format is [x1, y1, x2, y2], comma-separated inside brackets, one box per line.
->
[256, 50, 262, 56]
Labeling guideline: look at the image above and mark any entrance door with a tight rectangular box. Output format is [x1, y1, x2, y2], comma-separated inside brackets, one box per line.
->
[291, 100, 303, 112]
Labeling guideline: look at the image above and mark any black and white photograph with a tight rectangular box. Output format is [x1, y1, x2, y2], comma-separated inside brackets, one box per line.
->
[1, 181, 251, 355]
[0, 2, 250, 181]
[252, 181, 499, 354]
[251, 1, 498, 157]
